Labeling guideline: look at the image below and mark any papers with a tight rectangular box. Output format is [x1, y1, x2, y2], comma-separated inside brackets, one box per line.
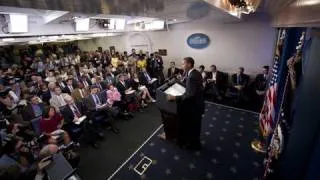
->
[18, 100, 27, 106]
[149, 78, 157, 84]
[75, 116, 87, 125]
[50, 129, 65, 139]
[164, 83, 186, 96]
[125, 90, 136, 95]
[138, 85, 147, 91]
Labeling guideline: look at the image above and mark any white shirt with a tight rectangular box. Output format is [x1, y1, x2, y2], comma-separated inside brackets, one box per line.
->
[68, 85, 74, 92]
[57, 95, 67, 106]
[211, 72, 217, 81]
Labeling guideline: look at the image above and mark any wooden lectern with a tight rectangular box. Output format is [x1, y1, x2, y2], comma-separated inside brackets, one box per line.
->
[156, 78, 185, 141]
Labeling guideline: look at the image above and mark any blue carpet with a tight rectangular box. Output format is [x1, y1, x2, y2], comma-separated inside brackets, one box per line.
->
[108, 103, 263, 180]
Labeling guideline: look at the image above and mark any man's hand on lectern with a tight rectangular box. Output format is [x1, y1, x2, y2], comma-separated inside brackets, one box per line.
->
[167, 95, 176, 101]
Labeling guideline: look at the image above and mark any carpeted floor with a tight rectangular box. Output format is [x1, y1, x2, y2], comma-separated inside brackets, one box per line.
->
[77, 105, 162, 180]
[108, 102, 263, 180]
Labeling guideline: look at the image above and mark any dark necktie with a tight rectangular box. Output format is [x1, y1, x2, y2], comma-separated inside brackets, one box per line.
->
[237, 75, 241, 84]
[72, 104, 81, 118]
[94, 94, 101, 105]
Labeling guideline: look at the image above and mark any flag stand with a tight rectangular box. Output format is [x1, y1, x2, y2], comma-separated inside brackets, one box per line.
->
[251, 139, 267, 153]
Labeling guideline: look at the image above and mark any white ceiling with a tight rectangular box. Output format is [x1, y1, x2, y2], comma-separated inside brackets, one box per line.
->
[0, 0, 249, 46]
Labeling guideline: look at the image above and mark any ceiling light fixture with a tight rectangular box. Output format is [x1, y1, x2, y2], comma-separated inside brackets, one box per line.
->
[2, 38, 15, 42]
[296, 0, 320, 6]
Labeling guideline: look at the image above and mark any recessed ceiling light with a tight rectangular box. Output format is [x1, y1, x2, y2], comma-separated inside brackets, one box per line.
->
[173, 19, 177, 22]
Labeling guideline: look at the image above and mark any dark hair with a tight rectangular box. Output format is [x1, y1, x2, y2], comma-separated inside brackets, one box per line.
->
[106, 83, 113, 89]
[210, 65, 216, 69]
[239, 67, 244, 71]
[199, 65, 205, 69]
[184, 57, 195, 68]
[263, 65, 269, 70]
[27, 94, 37, 102]
[43, 106, 56, 119]
[170, 61, 175, 65]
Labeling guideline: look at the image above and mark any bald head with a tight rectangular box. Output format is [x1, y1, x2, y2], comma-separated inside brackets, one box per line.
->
[64, 95, 74, 105]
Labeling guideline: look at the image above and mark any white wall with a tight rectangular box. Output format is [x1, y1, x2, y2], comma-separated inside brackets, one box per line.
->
[78, 16, 277, 76]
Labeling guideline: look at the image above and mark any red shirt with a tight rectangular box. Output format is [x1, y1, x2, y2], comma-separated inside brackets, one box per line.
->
[40, 114, 63, 134]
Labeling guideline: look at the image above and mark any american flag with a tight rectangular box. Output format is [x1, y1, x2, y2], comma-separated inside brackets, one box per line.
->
[259, 58, 280, 137]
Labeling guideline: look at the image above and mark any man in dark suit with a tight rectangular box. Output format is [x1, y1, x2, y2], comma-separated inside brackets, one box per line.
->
[94, 76, 107, 91]
[63, 78, 75, 94]
[105, 68, 115, 85]
[167, 61, 182, 78]
[116, 74, 129, 101]
[80, 75, 92, 89]
[138, 68, 153, 86]
[56, 77, 66, 90]
[21, 95, 45, 121]
[63, 95, 100, 148]
[167, 57, 205, 150]
[231, 67, 250, 102]
[253, 66, 269, 109]
[205, 65, 225, 101]
[87, 85, 119, 134]
[138, 68, 157, 95]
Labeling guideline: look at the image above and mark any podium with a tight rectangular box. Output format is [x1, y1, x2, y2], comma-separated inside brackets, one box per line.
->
[156, 78, 185, 141]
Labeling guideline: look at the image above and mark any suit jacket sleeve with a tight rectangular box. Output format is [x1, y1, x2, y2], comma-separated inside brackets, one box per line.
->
[176, 72, 200, 102]
[49, 97, 60, 112]
[63, 107, 74, 123]
[167, 68, 171, 78]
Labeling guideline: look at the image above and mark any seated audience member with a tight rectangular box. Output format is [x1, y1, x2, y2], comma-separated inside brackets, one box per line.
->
[0, 89, 23, 123]
[138, 67, 156, 86]
[130, 73, 156, 107]
[116, 73, 132, 101]
[94, 76, 106, 91]
[167, 61, 182, 78]
[71, 83, 88, 102]
[205, 65, 225, 101]
[56, 77, 66, 90]
[253, 66, 269, 107]
[63, 78, 75, 94]
[38, 83, 51, 105]
[44, 71, 56, 83]
[136, 54, 147, 70]
[49, 87, 68, 112]
[80, 75, 92, 90]
[47, 82, 56, 96]
[62, 95, 101, 147]
[231, 67, 250, 102]
[87, 85, 119, 134]
[8, 79, 22, 103]
[21, 95, 44, 121]
[106, 84, 121, 107]
[105, 68, 115, 85]
[106, 84, 133, 119]
[199, 65, 207, 80]
[63, 95, 87, 126]
[40, 106, 71, 145]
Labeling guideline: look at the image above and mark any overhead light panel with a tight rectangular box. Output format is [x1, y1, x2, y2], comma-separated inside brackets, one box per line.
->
[75, 18, 90, 32]
[115, 19, 126, 30]
[2, 38, 15, 42]
[296, 0, 320, 6]
[8, 14, 28, 33]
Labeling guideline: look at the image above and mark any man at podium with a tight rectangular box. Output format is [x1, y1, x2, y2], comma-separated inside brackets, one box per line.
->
[167, 57, 205, 150]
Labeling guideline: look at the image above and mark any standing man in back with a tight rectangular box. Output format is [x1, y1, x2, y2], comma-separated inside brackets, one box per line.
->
[167, 57, 205, 150]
